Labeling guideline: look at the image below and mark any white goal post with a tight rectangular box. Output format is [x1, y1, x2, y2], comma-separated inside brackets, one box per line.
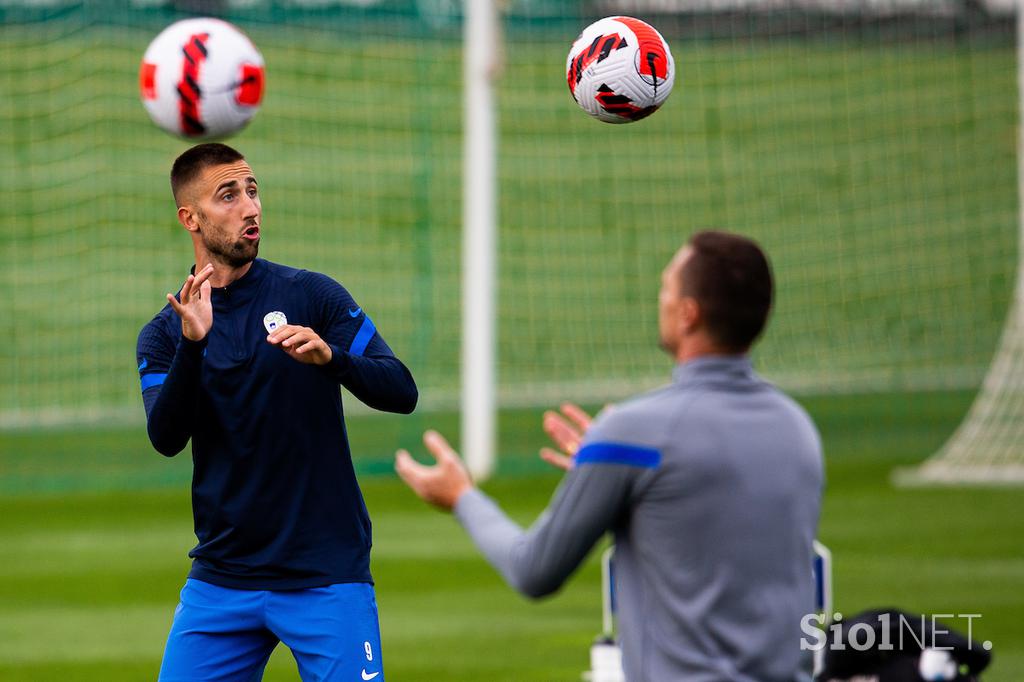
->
[461, 0, 499, 481]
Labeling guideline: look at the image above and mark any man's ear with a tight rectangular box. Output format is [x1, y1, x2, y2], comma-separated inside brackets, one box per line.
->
[680, 296, 701, 335]
[177, 205, 200, 233]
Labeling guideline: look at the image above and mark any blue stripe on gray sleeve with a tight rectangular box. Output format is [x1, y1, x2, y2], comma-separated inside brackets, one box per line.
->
[575, 442, 661, 469]
[349, 316, 376, 357]
[141, 373, 168, 391]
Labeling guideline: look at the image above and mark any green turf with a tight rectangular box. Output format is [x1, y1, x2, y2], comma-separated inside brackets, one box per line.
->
[2, 392, 1023, 680]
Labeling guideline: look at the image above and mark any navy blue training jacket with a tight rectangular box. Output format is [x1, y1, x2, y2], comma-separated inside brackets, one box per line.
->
[136, 258, 417, 590]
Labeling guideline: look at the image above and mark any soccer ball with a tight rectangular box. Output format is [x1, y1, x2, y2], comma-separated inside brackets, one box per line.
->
[566, 16, 674, 124]
[139, 18, 265, 139]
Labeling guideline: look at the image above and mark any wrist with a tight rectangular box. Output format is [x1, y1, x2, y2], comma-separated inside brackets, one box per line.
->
[450, 483, 477, 512]
[317, 343, 333, 365]
[177, 335, 208, 352]
[181, 323, 207, 342]
[449, 480, 474, 510]
[325, 343, 350, 374]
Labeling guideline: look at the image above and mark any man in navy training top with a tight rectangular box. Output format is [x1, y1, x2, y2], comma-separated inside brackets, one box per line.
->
[137, 142, 417, 682]
[396, 231, 823, 681]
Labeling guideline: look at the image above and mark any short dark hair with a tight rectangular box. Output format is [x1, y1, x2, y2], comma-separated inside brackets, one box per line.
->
[170, 143, 245, 205]
[680, 230, 774, 352]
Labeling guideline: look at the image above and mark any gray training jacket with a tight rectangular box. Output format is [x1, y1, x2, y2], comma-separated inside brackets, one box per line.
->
[454, 355, 824, 682]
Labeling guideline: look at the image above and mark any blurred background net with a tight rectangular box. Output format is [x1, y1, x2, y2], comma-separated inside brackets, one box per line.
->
[0, 0, 1018, 452]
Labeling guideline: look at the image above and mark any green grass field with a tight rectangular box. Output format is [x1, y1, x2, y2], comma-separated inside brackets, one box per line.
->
[2, 392, 1023, 681]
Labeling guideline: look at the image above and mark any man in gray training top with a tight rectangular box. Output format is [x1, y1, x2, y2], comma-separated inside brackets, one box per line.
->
[395, 230, 824, 681]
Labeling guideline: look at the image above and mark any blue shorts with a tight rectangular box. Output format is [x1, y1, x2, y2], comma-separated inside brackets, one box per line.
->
[158, 578, 384, 682]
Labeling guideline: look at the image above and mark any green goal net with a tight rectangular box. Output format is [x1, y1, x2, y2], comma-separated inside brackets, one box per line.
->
[1, 1, 1019, 478]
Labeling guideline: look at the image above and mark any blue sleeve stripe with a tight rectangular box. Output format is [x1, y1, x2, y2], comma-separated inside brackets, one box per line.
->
[575, 442, 661, 469]
[140, 373, 167, 391]
[349, 316, 376, 357]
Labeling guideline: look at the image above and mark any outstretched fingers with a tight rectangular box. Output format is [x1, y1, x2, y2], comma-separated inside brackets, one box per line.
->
[395, 431, 458, 483]
[543, 410, 583, 455]
[166, 291, 184, 315]
[539, 447, 573, 471]
[539, 403, 595, 471]
[191, 263, 215, 291]
[168, 264, 215, 311]
[423, 430, 460, 465]
[394, 431, 472, 510]
[394, 448, 426, 480]
[560, 402, 593, 432]
[177, 274, 195, 305]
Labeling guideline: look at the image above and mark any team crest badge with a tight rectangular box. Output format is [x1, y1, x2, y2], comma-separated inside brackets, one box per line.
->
[263, 311, 287, 333]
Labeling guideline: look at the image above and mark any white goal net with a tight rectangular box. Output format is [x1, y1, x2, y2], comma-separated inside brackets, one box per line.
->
[895, 0, 1024, 487]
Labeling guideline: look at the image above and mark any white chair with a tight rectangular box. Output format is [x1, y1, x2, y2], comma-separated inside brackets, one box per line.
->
[581, 541, 833, 681]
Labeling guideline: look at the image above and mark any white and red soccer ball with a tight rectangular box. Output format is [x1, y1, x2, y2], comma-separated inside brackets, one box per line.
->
[140, 18, 265, 139]
[566, 16, 675, 124]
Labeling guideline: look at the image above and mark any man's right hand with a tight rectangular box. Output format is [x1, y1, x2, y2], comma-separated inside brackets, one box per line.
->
[394, 430, 474, 511]
[167, 264, 214, 341]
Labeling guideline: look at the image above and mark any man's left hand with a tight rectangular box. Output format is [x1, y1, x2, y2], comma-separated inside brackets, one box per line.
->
[267, 325, 333, 365]
[395, 430, 473, 511]
[539, 402, 594, 471]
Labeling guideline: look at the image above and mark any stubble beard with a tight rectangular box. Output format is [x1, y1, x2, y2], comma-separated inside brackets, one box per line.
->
[208, 237, 259, 268]
[198, 213, 259, 268]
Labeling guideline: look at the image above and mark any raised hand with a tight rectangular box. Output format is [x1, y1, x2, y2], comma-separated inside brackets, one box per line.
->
[539, 403, 594, 471]
[267, 325, 333, 365]
[167, 264, 214, 341]
[394, 430, 473, 511]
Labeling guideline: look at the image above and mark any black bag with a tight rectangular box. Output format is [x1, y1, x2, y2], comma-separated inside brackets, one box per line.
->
[818, 608, 992, 682]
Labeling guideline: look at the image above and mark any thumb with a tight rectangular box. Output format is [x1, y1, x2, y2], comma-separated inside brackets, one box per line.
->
[423, 430, 461, 466]
[395, 449, 425, 477]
